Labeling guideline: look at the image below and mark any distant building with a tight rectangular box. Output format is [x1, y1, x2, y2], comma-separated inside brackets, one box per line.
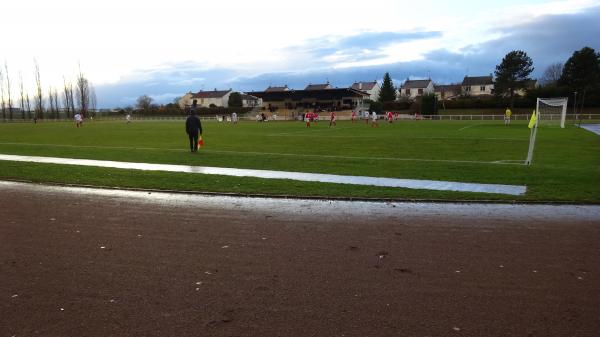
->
[350, 81, 380, 101]
[434, 84, 462, 100]
[305, 83, 332, 90]
[400, 79, 434, 99]
[240, 94, 261, 108]
[265, 85, 290, 92]
[461, 76, 494, 96]
[178, 89, 233, 108]
[249, 88, 369, 111]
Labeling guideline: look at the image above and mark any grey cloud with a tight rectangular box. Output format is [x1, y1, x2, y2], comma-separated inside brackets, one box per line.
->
[95, 7, 599, 107]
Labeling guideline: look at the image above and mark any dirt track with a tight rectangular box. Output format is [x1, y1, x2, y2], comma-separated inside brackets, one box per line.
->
[1, 181, 599, 337]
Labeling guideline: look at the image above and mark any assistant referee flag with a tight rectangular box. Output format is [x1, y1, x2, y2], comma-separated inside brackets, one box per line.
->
[528, 110, 537, 129]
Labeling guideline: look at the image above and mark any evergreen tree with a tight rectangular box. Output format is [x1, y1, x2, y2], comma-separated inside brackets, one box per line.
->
[228, 92, 243, 107]
[378, 72, 396, 102]
[494, 50, 534, 109]
[559, 47, 600, 89]
[559, 47, 600, 110]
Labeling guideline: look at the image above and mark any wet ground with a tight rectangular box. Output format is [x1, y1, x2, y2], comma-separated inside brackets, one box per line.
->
[581, 124, 600, 136]
[1, 181, 599, 337]
[0, 154, 526, 195]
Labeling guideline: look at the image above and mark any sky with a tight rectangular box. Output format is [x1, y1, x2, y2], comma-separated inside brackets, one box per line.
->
[1, 0, 599, 108]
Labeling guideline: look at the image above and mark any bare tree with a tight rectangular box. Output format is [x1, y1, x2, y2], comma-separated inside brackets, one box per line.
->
[539, 62, 563, 87]
[0, 68, 5, 121]
[5, 62, 13, 120]
[19, 72, 25, 120]
[25, 93, 32, 120]
[76, 66, 89, 117]
[90, 83, 97, 116]
[53, 89, 60, 119]
[48, 86, 55, 119]
[136, 94, 153, 111]
[62, 77, 72, 118]
[34, 59, 44, 120]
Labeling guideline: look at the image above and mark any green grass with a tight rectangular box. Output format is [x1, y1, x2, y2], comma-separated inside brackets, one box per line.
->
[0, 119, 598, 202]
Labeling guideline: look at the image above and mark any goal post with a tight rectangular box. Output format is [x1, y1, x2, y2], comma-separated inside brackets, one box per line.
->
[536, 97, 568, 128]
[525, 97, 568, 165]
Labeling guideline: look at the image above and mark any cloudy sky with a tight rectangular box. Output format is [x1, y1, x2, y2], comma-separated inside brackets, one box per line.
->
[2, 0, 599, 108]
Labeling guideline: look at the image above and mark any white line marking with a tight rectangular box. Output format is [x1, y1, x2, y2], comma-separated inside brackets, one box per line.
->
[457, 124, 482, 131]
[0, 142, 525, 166]
[0, 154, 527, 195]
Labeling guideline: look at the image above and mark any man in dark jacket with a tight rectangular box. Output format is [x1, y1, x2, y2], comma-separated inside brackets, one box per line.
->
[185, 103, 203, 153]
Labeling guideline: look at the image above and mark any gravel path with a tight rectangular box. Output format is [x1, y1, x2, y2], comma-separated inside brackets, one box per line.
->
[1, 181, 599, 337]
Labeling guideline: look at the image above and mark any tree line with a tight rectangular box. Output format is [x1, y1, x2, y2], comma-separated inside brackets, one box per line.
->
[0, 60, 97, 122]
[371, 46, 600, 113]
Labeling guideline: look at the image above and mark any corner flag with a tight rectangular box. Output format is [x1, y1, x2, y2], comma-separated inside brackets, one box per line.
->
[528, 110, 537, 129]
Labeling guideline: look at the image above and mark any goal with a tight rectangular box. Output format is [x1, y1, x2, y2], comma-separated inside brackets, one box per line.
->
[525, 97, 568, 165]
[536, 97, 568, 128]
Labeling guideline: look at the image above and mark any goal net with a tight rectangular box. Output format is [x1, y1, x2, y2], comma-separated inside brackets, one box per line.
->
[525, 97, 569, 165]
[536, 97, 568, 128]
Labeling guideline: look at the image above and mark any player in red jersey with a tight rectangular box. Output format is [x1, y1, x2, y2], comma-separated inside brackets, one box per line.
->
[329, 111, 337, 127]
[387, 111, 393, 123]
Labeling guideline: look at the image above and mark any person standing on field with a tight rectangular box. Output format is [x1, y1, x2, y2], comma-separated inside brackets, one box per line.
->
[185, 103, 203, 153]
[329, 111, 337, 127]
[74, 112, 83, 128]
[371, 110, 379, 127]
[504, 107, 512, 126]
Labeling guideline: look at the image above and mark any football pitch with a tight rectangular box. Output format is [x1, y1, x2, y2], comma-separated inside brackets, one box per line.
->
[0, 118, 598, 202]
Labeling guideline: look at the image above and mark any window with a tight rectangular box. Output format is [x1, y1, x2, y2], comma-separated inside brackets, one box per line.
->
[465, 86, 471, 92]
[480, 86, 486, 91]
[405, 89, 411, 95]
[418, 89, 423, 95]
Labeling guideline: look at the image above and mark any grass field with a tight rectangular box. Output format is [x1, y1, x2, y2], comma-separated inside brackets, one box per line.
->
[0, 118, 598, 202]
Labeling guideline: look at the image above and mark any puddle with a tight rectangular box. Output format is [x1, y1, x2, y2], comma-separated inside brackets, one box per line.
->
[1, 181, 599, 224]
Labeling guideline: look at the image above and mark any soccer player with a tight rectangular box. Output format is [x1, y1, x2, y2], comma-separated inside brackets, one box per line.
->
[371, 111, 379, 127]
[232, 112, 238, 125]
[74, 112, 83, 128]
[126, 113, 131, 124]
[305, 111, 311, 128]
[387, 111, 393, 123]
[329, 111, 337, 127]
[351, 110, 357, 123]
[364, 110, 370, 124]
[504, 107, 512, 126]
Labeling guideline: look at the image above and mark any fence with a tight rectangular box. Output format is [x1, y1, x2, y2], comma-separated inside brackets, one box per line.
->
[2, 114, 600, 123]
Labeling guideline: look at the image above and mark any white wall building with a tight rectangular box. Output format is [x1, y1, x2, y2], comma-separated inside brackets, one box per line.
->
[178, 89, 233, 108]
[351, 81, 381, 101]
[400, 79, 434, 99]
[461, 76, 494, 96]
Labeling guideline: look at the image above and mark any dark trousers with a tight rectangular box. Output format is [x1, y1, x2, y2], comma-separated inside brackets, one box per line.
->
[188, 132, 199, 152]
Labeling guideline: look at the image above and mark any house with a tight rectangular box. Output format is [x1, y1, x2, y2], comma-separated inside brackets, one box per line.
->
[350, 81, 381, 101]
[400, 79, 434, 99]
[240, 94, 261, 108]
[179, 89, 233, 108]
[434, 84, 462, 100]
[461, 76, 494, 96]
[305, 83, 332, 90]
[249, 88, 369, 111]
[265, 85, 290, 92]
